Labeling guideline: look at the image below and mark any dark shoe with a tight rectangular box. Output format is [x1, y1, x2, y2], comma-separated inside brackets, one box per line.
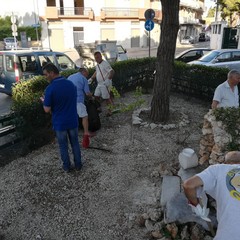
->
[82, 134, 90, 148]
[75, 164, 83, 171]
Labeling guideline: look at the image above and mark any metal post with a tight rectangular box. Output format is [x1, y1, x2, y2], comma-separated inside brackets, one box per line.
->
[149, 30, 151, 57]
[215, 0, 219, 22]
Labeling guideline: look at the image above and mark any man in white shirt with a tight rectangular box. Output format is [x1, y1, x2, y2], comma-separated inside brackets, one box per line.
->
[211, 69, 240, 109]
[183, 151, 240, 240]
[88, 51, 115, 116]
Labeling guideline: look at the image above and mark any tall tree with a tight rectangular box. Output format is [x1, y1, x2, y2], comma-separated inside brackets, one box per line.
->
[150, 0, 180, 122]
[207, 7, 216, 18]
[218, 0, 240, 25]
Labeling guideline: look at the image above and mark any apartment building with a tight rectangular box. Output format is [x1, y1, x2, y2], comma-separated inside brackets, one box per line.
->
[42, 0, 162, 50]
[179, 0, 205, 42]
[0, 0, 205, 51]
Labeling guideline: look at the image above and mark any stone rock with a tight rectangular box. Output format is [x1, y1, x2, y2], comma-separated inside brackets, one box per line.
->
[151, 230, 163, 239]
[151, 170, 160, 178]
[145, 219, 155, 232]
[160, 176, 181, 206]
[147, 208, 162, 222]
[202, 128, 213, 135]
[164, 193, 216, 231]
[190, 224, 205, 240]
[150, 123, 158, 130]
[181, 225, 190, 240]
[135, 215, 146, 227]
[142, 212, 149, 220]
[166, 223, 178, 239]
[199, 155, 209, 165]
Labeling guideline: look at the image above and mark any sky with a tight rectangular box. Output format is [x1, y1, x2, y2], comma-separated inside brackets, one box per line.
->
[205, 0, 215, 9]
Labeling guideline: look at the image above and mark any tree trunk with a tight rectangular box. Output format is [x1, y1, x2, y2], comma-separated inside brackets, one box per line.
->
[150, 0, 180, 123]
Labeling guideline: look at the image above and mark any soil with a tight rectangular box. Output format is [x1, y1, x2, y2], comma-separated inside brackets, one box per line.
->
[0, 92, 210, 240]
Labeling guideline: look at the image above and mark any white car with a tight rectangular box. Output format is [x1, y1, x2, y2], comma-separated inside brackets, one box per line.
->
[188, 49, 240, 72]
[181, 36, 195, 44]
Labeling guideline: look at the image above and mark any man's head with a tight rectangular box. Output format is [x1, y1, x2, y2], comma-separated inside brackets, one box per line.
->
[227, 69, 240, 86]
[79, 67, 89, 78]
[43, 63, 60, 82]
[94, 51, 103, 64]
[225, 151, 240, 164]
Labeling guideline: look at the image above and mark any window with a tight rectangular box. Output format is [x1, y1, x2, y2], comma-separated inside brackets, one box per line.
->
[47, 0, 56, 6]
[0, 55, 3, 72]
[19, 56, 37, 72]
[216, 52, 231, 62]
[6, 56, 14, 72]
[39, 55, 54, 67]
[232, 52, 240, 61]
[56, 55, 75, 70]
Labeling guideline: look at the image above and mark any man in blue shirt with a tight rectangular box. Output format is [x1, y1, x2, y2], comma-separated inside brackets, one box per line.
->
[68, 67, 92, 148]
[41, 63, 82, 172]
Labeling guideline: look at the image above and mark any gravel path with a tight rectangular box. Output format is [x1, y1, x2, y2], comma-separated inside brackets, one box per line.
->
[0, 92, 210, 240]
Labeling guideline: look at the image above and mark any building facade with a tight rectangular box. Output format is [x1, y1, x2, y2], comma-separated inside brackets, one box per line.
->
[179, 0, 205, 42]
[0, 0, 205, 51]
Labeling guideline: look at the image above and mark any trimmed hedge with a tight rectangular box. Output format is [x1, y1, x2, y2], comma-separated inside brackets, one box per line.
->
[11, 58, 230, 150]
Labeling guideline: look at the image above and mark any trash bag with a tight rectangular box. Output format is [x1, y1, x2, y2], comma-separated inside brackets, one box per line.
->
[78, 97, 101, 132]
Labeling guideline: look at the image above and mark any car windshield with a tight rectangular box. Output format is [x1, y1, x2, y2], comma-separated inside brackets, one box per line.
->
[5, 38, 15, 43]
[197, 50, 220, 62]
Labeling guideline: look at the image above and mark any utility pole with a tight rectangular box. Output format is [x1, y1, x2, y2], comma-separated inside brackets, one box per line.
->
[215, 0, 220, 22]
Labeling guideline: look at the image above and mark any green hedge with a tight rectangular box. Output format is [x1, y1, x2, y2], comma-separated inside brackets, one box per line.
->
[0, 26, 41, 41]
[172, 61, 229, 100]
[11, 58, 231, 151]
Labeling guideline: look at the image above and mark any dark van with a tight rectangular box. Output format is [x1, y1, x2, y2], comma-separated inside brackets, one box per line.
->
[0, 49, 78, 95]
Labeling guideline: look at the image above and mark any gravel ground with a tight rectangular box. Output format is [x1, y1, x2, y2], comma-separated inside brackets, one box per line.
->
[0, 92, 210, 240]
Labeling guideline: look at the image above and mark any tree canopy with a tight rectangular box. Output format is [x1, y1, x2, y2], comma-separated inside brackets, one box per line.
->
[218, 0, 240, 24]
[207, 7, 216, 18]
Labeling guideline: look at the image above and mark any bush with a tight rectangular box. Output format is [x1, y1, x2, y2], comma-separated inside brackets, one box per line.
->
[10, 58, 231, 151]
[11, 76, 53, 151]
[172, 61, 229, 100]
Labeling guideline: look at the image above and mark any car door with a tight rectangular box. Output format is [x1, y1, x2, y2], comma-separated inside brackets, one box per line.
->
[212, 52, 232, 69]
[229, 51, 240, 71]
[177, 50, 202, 63]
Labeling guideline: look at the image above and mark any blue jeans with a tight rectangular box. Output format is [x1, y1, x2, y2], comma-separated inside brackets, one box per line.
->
[55, 128, 82, 171]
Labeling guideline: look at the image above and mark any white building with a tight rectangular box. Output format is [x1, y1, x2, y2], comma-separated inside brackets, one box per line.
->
[0, 0, 205, 51]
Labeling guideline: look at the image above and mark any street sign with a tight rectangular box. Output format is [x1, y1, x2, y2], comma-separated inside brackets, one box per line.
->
[11, 24, 17, 32]
[144, 20, 154, 31]
[32, 24, 40, 28]
[144, 8, 155, 20]
[11, 15, 17, 24]
[12, 31, 18, 37]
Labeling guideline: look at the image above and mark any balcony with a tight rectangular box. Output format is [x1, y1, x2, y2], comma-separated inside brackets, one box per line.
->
[179, 16, 201, 25]
[45, 7, 94, 20]
[101, 8, 162, 21]
[180, 0, 204, 11]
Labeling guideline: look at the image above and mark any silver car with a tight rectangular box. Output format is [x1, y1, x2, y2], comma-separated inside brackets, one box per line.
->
[188, 49, 240, 71]
[3, 37, 18, 50]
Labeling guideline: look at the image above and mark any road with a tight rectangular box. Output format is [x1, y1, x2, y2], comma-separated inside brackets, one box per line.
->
[0, 41, 210, 116]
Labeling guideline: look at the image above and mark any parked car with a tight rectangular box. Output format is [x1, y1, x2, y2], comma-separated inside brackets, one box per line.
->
[3, 37, 18, 50]
[0, 49, 78, 95]
[181, 36, 196, 44]
[205, 35, 210, 41]
[175, 48, 212, 63]
[187, 49, 240, 71]
[198, 33, 206, 42]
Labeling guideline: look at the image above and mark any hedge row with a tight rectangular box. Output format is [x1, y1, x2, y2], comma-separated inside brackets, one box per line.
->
[11, 58, 229, 151]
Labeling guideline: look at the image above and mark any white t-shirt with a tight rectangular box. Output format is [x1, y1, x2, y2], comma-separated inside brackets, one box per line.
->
[96, 60, 113, 86]
[213, 81, 239, 108]
[197, 164, 240, 240]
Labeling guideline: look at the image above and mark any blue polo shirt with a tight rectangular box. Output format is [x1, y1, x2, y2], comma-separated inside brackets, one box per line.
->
[44, 76, 78, 131]
[68, 72, 90, 103]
